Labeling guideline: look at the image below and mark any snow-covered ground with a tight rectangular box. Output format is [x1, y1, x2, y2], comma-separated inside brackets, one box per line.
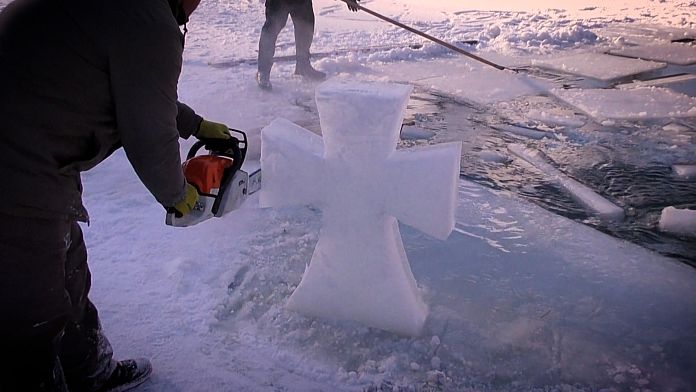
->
[29, 0, 696, 390]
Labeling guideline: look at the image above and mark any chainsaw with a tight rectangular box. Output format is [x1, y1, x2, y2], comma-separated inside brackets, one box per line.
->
[166, 129, 261, 227]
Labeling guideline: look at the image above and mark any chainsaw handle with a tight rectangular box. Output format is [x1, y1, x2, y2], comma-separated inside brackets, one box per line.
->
[228, 128, 248, 163]
[187, 140, 209, 160]
[186, 128, 248, 162]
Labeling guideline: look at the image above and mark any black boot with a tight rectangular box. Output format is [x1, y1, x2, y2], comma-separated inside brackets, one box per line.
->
[256, 72, 272, 90]
[97, 358, 152, 392]
[294, 64, 326, 81]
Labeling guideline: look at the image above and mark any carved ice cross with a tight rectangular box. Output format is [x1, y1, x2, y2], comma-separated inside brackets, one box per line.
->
[260, 81, 461, 336]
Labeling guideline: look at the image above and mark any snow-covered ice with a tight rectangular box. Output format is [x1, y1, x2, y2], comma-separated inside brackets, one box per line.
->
[659, 206, 696, 237]
[260, 81, 461, 336]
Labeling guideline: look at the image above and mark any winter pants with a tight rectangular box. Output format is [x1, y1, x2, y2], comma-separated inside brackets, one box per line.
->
[0, 213, 115, 392]
[258, 0, 316, 76]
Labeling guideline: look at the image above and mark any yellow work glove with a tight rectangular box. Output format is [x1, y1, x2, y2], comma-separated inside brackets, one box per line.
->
[172, 183, 199, 217]
[196, 119, 230, 139]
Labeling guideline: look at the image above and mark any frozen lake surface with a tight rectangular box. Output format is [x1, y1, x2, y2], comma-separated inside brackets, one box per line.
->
[12, 0, 689, 390]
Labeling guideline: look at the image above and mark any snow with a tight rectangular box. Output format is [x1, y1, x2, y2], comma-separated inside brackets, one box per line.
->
[261, 81, 461, 336]
[507, 144, 625, 221]
[531, 52, 667, 82]
[659, 206, 696, 237]
[552, 87, 696, 120]
[5, 0, 694, 389]
[609, 43, 696, 66]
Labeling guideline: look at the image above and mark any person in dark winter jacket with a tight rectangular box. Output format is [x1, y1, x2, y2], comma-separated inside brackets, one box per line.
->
[0, 0, 228, 390]
[256, 0, 360, 90]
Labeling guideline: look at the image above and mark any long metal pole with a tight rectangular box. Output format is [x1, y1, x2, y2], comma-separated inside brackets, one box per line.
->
[340, 0, 507, 71]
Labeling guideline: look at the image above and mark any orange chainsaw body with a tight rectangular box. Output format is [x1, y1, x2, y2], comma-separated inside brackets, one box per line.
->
[166, 132, 256, 227]
[182, 155, 234, 195]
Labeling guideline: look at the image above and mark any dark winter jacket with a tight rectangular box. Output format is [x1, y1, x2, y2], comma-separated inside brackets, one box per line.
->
[0, 0, 202, 222]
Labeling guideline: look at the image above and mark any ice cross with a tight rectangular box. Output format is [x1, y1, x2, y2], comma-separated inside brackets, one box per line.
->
[260, 81, 462, 336]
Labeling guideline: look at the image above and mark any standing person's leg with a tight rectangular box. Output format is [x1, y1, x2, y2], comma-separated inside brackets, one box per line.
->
[258, 0, 291, 89]
[290, 0, 325, 80]
[0, 213, 73, 392]
[59, 221, 117, 392]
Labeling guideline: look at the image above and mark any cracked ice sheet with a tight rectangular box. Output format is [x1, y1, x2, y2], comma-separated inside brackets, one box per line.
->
[551, 87, 696, 121]
[610, 43, 696, 66]
[81, 148, 696, 391]
[531, 52, 666, 81]
[213, 180, 696, 391]
[403, 181, 696, 389]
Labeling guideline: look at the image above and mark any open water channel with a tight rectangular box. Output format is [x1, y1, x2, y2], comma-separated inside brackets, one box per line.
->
[401, 88, 696, 266]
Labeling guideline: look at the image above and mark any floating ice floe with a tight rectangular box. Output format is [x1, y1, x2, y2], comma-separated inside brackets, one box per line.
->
[531, 52, 666, 82]
[476, 150, 510, 164]
[609, 43, 696, 66]
[508, 144, 625, 221]
[416, 67, 548, 104]
[659, 206, 696, 237]
[551, 87, 696, 121]
[492, 123, 553, 140]
[672, 164, 696, 180]
[526, 109, 587, 128]
[400, 125, 436, 140]
[617, 73, 696, 96]
[595, 25, 696, 48]
[663, 122, 693, 133]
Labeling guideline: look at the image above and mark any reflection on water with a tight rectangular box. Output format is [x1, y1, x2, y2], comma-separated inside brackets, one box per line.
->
[402, 89, 696, 266]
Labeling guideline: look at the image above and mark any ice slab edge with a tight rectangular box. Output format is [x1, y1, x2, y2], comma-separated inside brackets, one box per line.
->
[508, 144, 625, 221]
[659, 206, 696, 237]
[672, 164, 696, 181]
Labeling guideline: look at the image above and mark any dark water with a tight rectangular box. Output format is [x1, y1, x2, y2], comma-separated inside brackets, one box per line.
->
[402, 89, 696, 266]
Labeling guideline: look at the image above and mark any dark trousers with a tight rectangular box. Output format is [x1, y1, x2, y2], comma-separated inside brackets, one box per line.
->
[0, 213, 115, 392]
[258, 0, 315, 76]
